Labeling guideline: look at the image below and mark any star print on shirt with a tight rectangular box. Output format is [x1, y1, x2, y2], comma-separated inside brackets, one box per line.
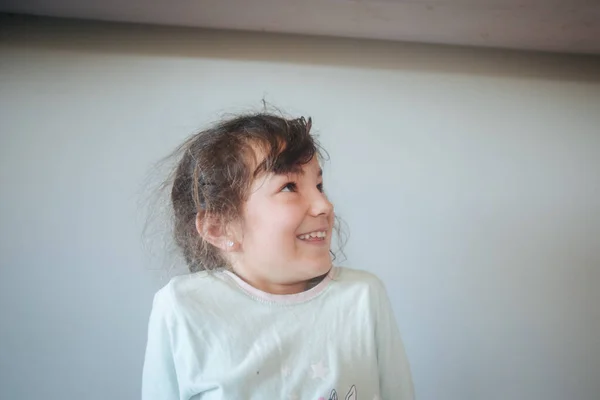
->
[311, 360, 329, 381]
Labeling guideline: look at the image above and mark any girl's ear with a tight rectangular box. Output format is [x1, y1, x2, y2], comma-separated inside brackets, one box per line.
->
[195, 213, 236, 251]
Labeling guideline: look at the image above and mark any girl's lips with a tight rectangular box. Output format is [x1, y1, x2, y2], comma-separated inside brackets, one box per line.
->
[296, 227, 329, 237]
[298, 236, 326, 242]
[296, 234, 329, 246]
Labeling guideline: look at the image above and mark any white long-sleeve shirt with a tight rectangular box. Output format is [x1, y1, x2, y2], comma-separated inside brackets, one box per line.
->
[142, 266, 414, 400]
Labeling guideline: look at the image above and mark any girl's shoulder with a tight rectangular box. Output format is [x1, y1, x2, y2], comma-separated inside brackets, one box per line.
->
[333, 266, 386, 287]
[331, 266, 389, 297]
[151, 270, 231, 315]
[150, 267, 390, 314]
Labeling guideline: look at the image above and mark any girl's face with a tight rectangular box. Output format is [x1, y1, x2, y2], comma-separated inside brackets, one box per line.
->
[231, 156, 334, 294]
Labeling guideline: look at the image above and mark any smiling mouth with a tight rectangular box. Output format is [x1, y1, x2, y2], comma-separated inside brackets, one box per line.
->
[297, 230, 327, 241]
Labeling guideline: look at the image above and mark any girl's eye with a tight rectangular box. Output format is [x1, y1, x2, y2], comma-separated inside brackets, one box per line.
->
[281, 182, 297, 192]
[317, 183, 324, 193]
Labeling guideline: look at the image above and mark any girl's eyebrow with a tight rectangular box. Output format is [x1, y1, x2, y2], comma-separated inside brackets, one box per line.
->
[288, 167, 322, 177]
[273, 167, 322, 178]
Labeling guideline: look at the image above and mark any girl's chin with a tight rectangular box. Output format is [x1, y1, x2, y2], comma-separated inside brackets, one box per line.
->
[302, 260, 333, 277]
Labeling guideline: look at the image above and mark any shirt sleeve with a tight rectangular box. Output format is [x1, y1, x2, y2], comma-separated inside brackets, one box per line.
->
[373, 277, 415, 400]
[142, 289, 180, 400]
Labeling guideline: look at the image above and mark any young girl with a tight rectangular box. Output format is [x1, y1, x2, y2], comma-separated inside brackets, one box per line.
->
[142, 113, 414, 400]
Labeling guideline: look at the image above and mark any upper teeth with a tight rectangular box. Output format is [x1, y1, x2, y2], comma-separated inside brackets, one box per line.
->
[298, 231, 327, 240]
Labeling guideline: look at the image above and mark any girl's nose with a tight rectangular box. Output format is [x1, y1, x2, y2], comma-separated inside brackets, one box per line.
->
[309, 190, 334, 217]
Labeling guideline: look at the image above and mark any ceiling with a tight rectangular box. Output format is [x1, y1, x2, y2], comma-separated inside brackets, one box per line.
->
[1, 0, 600, 54]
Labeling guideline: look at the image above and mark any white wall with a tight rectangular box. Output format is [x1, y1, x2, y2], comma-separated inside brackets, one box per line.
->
[1, 15, 599, 400]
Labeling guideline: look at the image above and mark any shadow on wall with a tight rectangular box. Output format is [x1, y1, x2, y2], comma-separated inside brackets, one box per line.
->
[2, 13, 600, 83]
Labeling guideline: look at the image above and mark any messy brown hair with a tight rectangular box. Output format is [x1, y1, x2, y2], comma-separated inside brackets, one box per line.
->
[161, 112, 345, 273]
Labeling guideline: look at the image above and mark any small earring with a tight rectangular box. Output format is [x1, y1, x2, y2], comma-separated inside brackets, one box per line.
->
[227, 240, 234, 248]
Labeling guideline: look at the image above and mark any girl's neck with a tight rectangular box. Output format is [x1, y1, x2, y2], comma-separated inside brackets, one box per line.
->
[228, 267, 330, 295]
[231, 269, 309, 295]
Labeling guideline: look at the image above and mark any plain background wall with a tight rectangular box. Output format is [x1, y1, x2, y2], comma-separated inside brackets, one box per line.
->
[1, 15, 599, 400]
